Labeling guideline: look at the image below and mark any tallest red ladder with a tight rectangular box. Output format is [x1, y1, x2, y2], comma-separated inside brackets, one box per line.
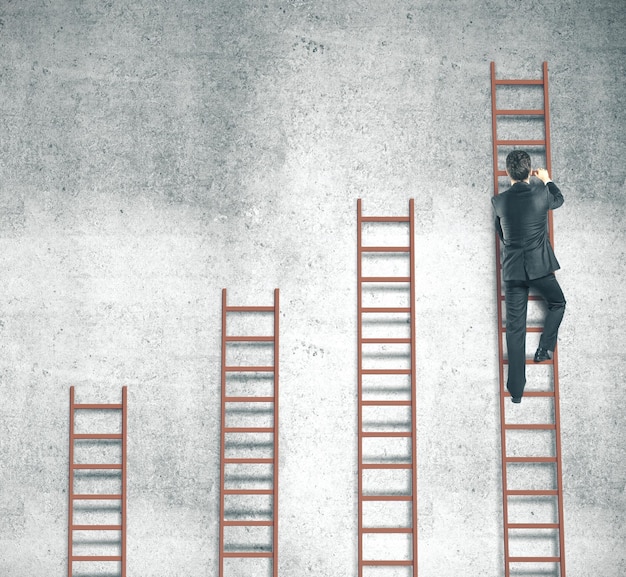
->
[357, 199, 418, 575]
[490, 62, 567, 576]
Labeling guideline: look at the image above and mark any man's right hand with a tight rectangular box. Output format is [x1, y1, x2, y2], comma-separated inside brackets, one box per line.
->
[533, 168, 552, 184]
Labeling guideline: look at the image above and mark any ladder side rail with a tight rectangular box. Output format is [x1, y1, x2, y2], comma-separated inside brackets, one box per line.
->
[69, 386, 75, 577]
[409, 199, 418, 574]
[490, 62, 502, 204]
[356, 199, 364, 577]
[273, 288, 280, 577]
[544, 61, 556, 251]
[220, 289, 228, 577]
[544, 61, 553, 227]
[121, 386, 127, 577]
[543, 60, 567, 574]
[553, 348, 566, 571]
[491, 61, 512, 575]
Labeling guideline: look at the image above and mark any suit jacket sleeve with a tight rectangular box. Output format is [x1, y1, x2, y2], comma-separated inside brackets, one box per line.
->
[547, 181, 564, 210]
[491, 196, 504, 242]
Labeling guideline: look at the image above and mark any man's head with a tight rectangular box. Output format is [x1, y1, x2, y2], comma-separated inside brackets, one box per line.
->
[505, 150, 532, 182]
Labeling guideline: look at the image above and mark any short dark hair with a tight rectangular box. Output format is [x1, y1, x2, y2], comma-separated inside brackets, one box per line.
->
[506, 150, 532, 181]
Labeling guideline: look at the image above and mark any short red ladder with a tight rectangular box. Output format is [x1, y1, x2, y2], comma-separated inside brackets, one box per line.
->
[357, 199, 418, 575]
[219, 288, 279, 576]
[68, 386, 127, 576]
[490, 62, 567, 576]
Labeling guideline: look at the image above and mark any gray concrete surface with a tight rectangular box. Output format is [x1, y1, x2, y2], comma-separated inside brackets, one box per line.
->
[1, 0, 625, 575]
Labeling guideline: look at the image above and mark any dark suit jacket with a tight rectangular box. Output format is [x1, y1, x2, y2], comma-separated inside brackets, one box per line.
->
[492, 180, 564, 281]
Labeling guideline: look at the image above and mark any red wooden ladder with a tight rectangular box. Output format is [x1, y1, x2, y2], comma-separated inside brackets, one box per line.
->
[357, 199, 418, 575]
[219, 288, 279, 576]
[68, 386, 127, 576]
[490, 62, 567, 576]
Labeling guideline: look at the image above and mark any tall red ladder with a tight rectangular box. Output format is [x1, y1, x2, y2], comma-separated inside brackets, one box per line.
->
[219, 288, 279, 576]
[490, 62, 567, 575]
[357, 199, 418, 575]
[68, 386, 127, 576]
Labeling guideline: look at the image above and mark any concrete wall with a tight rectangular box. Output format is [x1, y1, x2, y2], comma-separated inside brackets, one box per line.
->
[1, 0, 624, 575]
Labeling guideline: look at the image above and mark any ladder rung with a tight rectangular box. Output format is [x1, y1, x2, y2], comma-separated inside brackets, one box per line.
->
[223, 520, 274, 526]
[226, 306, 274, 312]
[502, 358, 553, 365]
[224, 397, 274, 403]
[225, 336, 274, 342]
[72, 524, 122, 531]
[507, 523, 559, 529]
[505, 457, 557, 463]
[73, 494, 122, 500]
[361, 216, 410, 222]
[362, 338, 411, 344]
[224, 427, 274, 433]
[508, 556, 561, 562]
[362, 307, 410, 313]
[496, 139, 546, 146]
[72, 464, 122, 470]
[360, 246, 410, 253]
[500, 326, 543, 333]
[361, 276, 411, 283]
[506, 490, 558, 496]
[73, 434, 123, 440]
[503, 391, 554, 397]
[71, 556, 122, 561]
[362, 432, 411, 437]
[362, 527, 413, 533]
[362, 560, 413, 566]
[362, 369, 411, 375]
[495, 79, 544, 85]
[362, 463, 413, 469]
[495, 109, 545, 115]
[505, 424, 556, 430]
[362, 495, 412, 501]
[501, 294, 544, 301]
[223, 489, 274, 495]
[222, 552, 273, 558]
[362, 400, 412, 406]
[224, 458, 274, 464]
[72, 404, 122, 410]
[225, 366, 274, 372]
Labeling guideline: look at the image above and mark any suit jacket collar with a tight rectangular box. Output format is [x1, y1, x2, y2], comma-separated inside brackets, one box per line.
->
[510, 181, 532, 192]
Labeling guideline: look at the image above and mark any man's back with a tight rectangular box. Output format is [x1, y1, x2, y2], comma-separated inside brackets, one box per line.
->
[492, 180, 564, 281]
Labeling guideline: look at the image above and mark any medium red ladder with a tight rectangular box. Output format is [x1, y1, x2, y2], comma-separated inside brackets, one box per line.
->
[357, 199, 418, 575]
[490, 62, 567, 575]
[68, 386, 127, 576]
[219, 288, 279, 576]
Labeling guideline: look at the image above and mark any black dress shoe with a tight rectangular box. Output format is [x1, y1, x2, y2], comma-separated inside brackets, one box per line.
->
[534, 347, 552, 362]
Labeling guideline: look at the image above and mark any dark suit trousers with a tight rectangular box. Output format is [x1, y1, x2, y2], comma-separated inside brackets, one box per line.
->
[504, 273, 566, 399]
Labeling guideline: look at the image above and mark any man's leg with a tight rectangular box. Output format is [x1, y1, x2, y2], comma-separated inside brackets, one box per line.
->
[530, 273, 566, 352]
[504, 280, 529, 400]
